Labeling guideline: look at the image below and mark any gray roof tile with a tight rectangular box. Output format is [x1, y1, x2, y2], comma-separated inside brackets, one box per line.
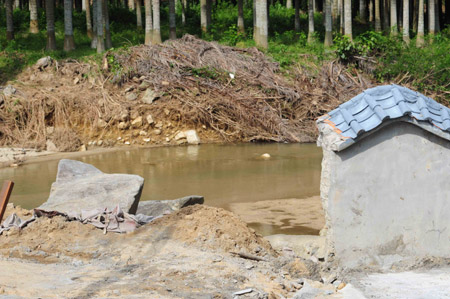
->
[317, 84, 450, 141]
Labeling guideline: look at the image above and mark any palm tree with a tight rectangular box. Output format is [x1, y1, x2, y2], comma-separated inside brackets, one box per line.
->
[96, 0, 105, 53]
[152, 0, 162, 43]
[237, 0, 245, 33]
[103, 0, 112, 49]
[402, 0, 410, 43]
[360, 0, 367, 23]
[169, 0, 176, 39]
[307, 0, 315, 43]
[30, 0, 39, 34]
[390, 0, 398, 35]
[64, 0, 76, 51]
[145, 0, 153, 45]
[428, 0, 436, 35]
[85, 0, 93, 38]
[344, 0, 352, 40]
[5, 0, 14, 40]
[416, 0, 424, 46]
[375, 0, 381, 31]
[325, 0, 333, 46]
[254, 0, 268, 48]
[46, 0, 57, 50]
[136, 0, 143, 29]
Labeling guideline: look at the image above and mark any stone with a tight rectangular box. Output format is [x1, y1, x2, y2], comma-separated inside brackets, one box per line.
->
[155, 121, 163, 129]
[97, 140, 103, 146]
[146, 114, 154, 125]
[154, 129, 162, 135]
[46, 126, 55, 135]
[118, 122, 129, 130]
[130, 110, 140, 120]
[39, 159, 144, 215]
[124, 141, 131, 145]
[139, 131, 147, 136]
[3, 85, 16, 97]
[261, 153, 271, 159]
[46, 140, 58, 152]
[143, 138, 151, 143]
[79, 144, 87, 152]
[97, 119, 108, 128]
[141, 89, 159, 104]
[136, 195, 204, 218]
[293, 281, 333, 299]
[138, 81, 150, 91]
[131, 116, 143, 128]
[164, 108, 170, 116]
[125, 92, 137, 101]
[34, 56, 52, 70]
[174, 131, 186, 141]
[185, 130, 200, 145]
[132, 131, 139, 137]
[176, 139, 187, 145]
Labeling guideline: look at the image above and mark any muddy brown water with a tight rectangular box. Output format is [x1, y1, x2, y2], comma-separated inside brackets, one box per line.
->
[0, 143, 323, 235]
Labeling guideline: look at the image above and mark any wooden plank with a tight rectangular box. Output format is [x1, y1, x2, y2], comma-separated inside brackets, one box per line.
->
[0, 181, 14, 224]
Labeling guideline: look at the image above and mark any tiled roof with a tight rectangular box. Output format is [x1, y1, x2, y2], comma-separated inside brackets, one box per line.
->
[317, 85, 450, 140]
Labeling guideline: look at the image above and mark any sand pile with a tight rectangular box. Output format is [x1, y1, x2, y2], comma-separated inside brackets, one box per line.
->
[148, 205, 276, 256]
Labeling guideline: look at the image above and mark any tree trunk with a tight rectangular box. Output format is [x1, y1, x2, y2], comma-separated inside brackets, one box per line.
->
[200, 0, 209, 32]
[6, 0, 14, 40]
[136, 0, 143, 29]
[295, 0, 300, 31]
[30, 0, 39, 33]
[344, 0, 352, 39]
[128, 0, 135, 9]
[145, 0, 153, 44]
[286, 0, 292, 8]
[169, 0, 176, 39]
[64, 0, 76, 51]
[91, 0, 98, 48]
[339, 0, 344, 33]
[413, 0, 418, 32]
[96, 0, 105, 53]
[181, 0, 186, 25]
[238, 0, 245, 33]
[445, 0, 450, 25]
[255, 0, 268, 48]
[307, 0, 315, 43]
[360, 0, 367, 22]
[85, 0, 93, 38]
[390, 0, 398, 35]
[369, 0, 374, 23]
[435, 0, 440, 31]
[416, 0, 424, 46]
[428, 0, 435, 35]
[103, 0, 112, 48]
[332, 0, 339, 27]
[253, 0, 256, 41]
[152, 0, 162, 43]
[383, 0, 390, 31]
[325, 0, 333, 46]
[46, 0, 57, 50]
[402, 0, 410, 43]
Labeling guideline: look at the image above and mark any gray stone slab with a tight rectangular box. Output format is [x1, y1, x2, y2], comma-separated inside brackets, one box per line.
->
[136, 195, 204, 217]
[39, 159, 144, 215]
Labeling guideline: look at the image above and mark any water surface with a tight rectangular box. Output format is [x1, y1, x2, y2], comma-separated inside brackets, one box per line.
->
[0, 143, 323, 235]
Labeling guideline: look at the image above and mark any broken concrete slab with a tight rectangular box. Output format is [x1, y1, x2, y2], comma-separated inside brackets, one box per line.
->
[136, 195, 204, 217]
[39, 159, 144, 216]
[265, 235, 326, 260]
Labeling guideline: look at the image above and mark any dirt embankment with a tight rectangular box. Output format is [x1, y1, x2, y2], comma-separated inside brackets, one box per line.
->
[0, 35, 373, 154]
[0, 204, 332, 298]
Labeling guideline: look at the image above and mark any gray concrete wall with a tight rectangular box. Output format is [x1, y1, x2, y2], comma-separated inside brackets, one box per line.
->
[321, 122, 450, 269]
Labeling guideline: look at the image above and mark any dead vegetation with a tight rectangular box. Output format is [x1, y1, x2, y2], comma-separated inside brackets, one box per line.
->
[0, 35, 373, 149]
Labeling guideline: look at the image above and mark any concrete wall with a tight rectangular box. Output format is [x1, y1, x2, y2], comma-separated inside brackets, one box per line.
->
[320, 122, 450, 269]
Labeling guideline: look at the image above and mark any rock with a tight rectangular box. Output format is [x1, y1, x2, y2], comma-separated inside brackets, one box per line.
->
[125, 92, 137, 101]
[39, 159, 144, 215]
[131, 116, 143, 128]
[176, 139, 187, 145]
[136, 195, 204, 217]
[264, 235, 326, 260]
[118, 122, 129, 130]
[35, 56, 52, 70]
[138, 81, 150, 91]
[337, 282, 346, 290]
[185, 130, 200, 145]
[143, 138, 151, 143]
[233, 288, 253, 296]
[146, 114, 154, 125]
[293, 281, 333, 299]
[164, 108, 170, 116]
[154, 129, 162, 135]
[46, 126, 55, 135]
[125, 141, 131, 145]
[130, 110, 140, 120]
[79, 144, 87, 152]
[141, 88, 159, 104]
[174, 131, 186, 141]
[97, 140, 103, 146]
[155, 121, 163, 129]
[132, 131, 139, 137]
[120, 111, 129, 121]
[3, 85, 16, 97]
[97, 119, 108, 128]
[261, 153, 271, 159]
[139, 130, 147, 136]
[46, 140, 58, 152]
